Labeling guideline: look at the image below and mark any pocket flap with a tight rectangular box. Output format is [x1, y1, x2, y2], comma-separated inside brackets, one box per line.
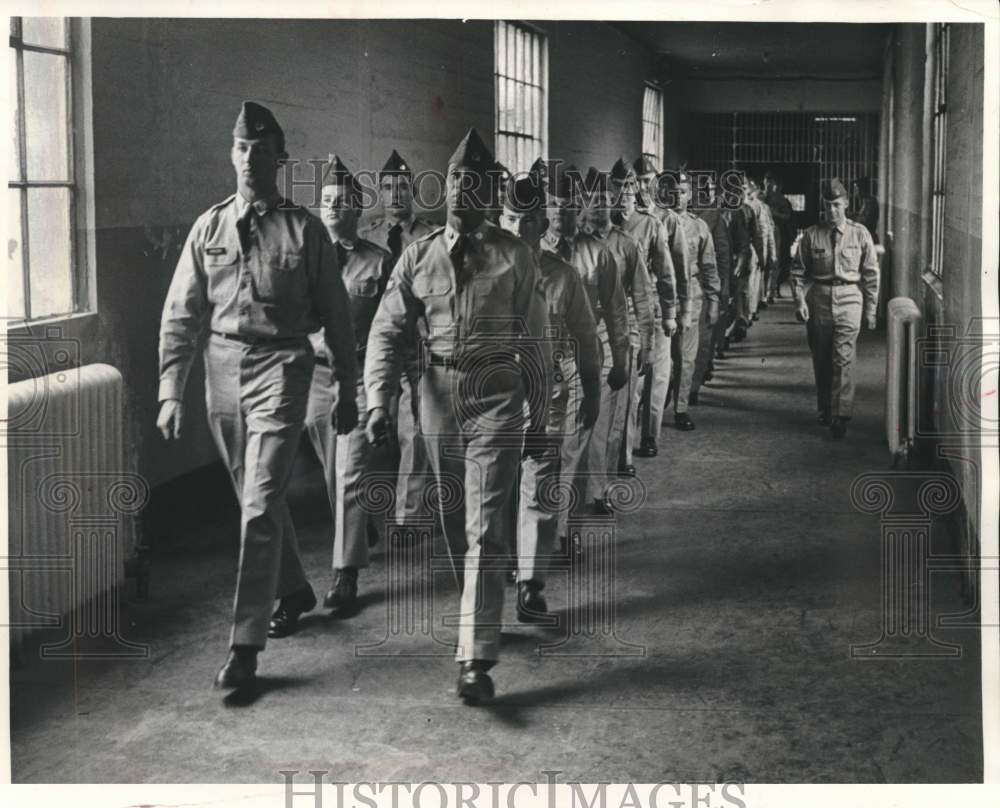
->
[413, 273, 452, 296]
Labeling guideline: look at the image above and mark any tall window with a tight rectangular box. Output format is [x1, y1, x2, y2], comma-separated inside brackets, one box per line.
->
[929, 23, 949, 278]
[8, 17, 84, 321]
[642, 83, 663, 168]
[494, 21, 547, 174]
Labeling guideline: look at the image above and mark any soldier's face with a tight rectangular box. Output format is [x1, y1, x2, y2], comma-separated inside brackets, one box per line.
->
[584, 193, 612, 231]
[380, 175, 413, 214]
[619, 185, 639, 217]
[447, 168, 488, 213]
[500, 207, 546, 248]
[547, 197, 578, 236]
[637, 174, 655, 202]
[678, 182, 692, 211]
[231, 136, 282, 192]
[824, 196, 848, 226]
[320, 185, 360, 236]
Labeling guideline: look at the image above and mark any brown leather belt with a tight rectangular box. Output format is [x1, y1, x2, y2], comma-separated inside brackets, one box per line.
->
[812, 278, 859, 287]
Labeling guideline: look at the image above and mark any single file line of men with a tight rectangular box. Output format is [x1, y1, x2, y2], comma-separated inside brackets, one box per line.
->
[157, 101, 878, 704]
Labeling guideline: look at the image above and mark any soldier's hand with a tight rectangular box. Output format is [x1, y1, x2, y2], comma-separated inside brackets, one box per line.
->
[866, 314, 877, 330]
[796, 300, 810, 323]
[522, 430, 555, 460]
[607, 364, 628, 391]
[577, 394, 600, 430]
[156, 399, 184, 440]
[680, 311, 693, 331]
[366, 406, 391, 446]
[334, 397, 359, 435]
[706, 303, 719, 327]
[663, 318, 677, 337]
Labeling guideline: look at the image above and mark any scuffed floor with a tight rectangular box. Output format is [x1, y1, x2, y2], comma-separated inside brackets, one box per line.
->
[9, 297, 983, 783]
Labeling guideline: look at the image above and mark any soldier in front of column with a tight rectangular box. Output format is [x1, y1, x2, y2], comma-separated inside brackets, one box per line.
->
[365, 128, 550, 703]
[272, 155, 392, 631]
[157, 101, 358, 689]
[613, 157, 678, 460]
[500, 172, 600, 623]
[691, 173, 732, 403]
[582, 166, 655, 480]
[359, 150, 436, 536]
[792, 178, 880, 439]
[539, 162, 629, 525]
[670, 171, 721, 430]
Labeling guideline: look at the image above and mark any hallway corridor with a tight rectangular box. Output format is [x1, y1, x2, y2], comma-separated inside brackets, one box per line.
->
[10, 297, 983, 783]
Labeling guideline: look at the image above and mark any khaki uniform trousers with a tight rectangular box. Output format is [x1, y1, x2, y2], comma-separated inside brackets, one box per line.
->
[203, 334, 313, 649]
[805, 282, 863, 418]
[672, 297, 703, 414]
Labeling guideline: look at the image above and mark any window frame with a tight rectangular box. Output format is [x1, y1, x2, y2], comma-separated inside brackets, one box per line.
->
[641, 82, 664, 167]
[928, 22, 949, 279]
[8, 16, 93, 324]
[493, 20, 548, 174]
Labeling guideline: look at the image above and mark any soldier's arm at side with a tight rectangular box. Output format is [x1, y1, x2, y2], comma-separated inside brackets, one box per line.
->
[630, 246, 656, 356]
[712, 213, 732, 288]
[859, 226, 880, 323]
[698, 225, 721, 305]
[514, 247, 552, 434]
[597, 247, 629, 368]
[158, 216, 210, 403]
[564, 270, 601, 404]
[651, 220, 678, 322]
[668, 216, 691, 320]
[311, 222, 358, 392]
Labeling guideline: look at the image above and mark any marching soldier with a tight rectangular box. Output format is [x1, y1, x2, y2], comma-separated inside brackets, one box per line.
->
[359, 150, 437, 535]
[792, 178, 880, 439]
[730, 180, 765, 343]
[269, 156, 392, 635]
[500, 173, 601, 623]
[635, 158, 690, 451]
[539, 162, 629, 527]
[365, 128, 550, 702]
[670, 171, 721, 430]
[691, 174, 732, 402]
[612, 157, 678, 461]
[582, 166, 655, 479]
[763, 172, 795, 301]
[157, 101, 358, 689]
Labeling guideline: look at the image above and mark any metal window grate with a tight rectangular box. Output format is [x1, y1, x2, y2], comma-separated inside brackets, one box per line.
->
[642, 83, 663, 167]
[929, 23, 949, 278]
[494, 21, 547, 174]
[8, 16, 79, 321]
[693, 110, 880, 194]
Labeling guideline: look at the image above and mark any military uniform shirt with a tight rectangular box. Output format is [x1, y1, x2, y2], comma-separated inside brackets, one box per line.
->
[649, 206, 692, 318]
[696, 207, 732, 289]
[680, 211, 722, 305]
[540, 229, 630, 369]
[792, 220, 880, 318]
[159, 192, 357, 401]
[588, 224, 656, 354]
[620, 209, 678, 321]
[359, 213, 437, 264]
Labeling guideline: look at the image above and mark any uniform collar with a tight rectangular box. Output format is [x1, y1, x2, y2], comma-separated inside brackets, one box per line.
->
[444, 219, 490, 251]
[540, 229, 564, 253]
[386, 211, 414, 231]
[587, 222, 613, 239]
[332, 236, 357, 251]
[236, 190, 281, 218]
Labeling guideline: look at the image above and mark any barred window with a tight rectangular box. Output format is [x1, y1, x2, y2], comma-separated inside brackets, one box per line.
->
[642, 83, 663, 167]
[494, 21, 547, 174]
[929, 23, 949, 278]
[8, 17, 88, 322]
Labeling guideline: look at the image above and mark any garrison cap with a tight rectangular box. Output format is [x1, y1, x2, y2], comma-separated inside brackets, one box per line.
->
[504, 174, 547, 213]
[448, 127, 493, 176]
[633, 155, 659, 178]
[582, 166, 611, 197]
[379, 149, 411, 179]
[821, 178, 849, 200]
[529, 157, 548, 181]
[610, 157, 634, 185]
[233, 101, 284, 147]
[321, 154, 361, 205]
[547, 161, 580, 201]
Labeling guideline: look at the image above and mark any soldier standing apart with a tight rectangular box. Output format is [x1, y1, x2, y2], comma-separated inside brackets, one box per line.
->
[670, 171, 721, 430]
[582, 166, 655, 479]
[157, 102, 358, 689]
[763, 172, 795, 301]
[539, 163, 629, 525]
[269, 156, 392, 636]
[614, 158, 678, 460]
[365, 129, 550, 703]
[358, 150, 436, 532]
[500, 173, 601, 623]
[730, 181, 765, 343]
[792, 179, 880, 439]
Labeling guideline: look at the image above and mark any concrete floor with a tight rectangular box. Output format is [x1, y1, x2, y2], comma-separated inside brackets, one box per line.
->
[9, 297, 983, 783]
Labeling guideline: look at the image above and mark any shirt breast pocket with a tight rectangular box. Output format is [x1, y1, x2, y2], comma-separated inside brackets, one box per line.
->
[347, 276, 380, 299]
[203, 242, 239, 301]
[412, 273, 453, 331]
[470, 267, 516, 324]
[255, 250, 306, 303]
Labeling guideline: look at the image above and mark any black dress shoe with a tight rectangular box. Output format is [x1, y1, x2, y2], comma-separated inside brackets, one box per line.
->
[457, 661, 495, 703]
[268, 585, 318, 638]
[759, 300, 769, 310]
[703, 368, 714, 383]
[674, 412, 696, 431]
[766, 295, 775, 304]
[618, 464, 636, 477]
[818, 410, 832, 426]
[634, 438, 658, 458]
[592, 497, 613, 516]
[214, 645, 258, 690]
[752, 312, 760, 321]
[323, 567, 358, 611]
[689, 390, 700, 406]
[517, 580, 549, 623]
[715, 348, 726, 360]
[830, 417, 847, 439]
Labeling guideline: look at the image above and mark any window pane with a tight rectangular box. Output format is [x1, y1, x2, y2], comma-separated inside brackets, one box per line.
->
[26, 186, 73, 318]
[7, 188, 25, 319]
[22, 50, 70, 181]
[21, 17, 66, 49]
[9, 50, 22, 181]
